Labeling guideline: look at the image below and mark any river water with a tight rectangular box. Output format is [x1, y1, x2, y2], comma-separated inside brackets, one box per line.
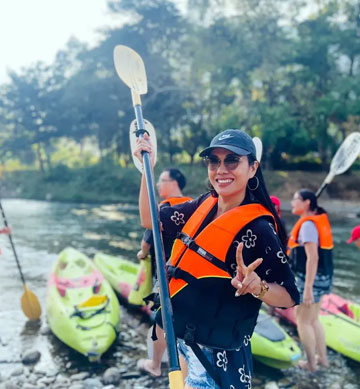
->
[0, 199, 359, 388]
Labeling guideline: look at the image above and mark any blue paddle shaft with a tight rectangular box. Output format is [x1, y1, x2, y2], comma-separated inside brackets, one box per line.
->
[133, 104, 181, 370]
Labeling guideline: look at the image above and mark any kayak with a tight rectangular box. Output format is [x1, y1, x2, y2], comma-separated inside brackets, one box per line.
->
[46, 247, 121, 361]
[93, 252, 152, 315]
[274, 293, 360, 362]
[251, 311, 301, 368]
[94, 253, 300, 368]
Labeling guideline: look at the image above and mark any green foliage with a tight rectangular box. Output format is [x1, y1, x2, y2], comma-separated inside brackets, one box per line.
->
[1, 0, 360, 173]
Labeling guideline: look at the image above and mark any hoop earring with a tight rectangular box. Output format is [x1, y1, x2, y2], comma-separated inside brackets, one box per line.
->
[247, 176, 259, 191]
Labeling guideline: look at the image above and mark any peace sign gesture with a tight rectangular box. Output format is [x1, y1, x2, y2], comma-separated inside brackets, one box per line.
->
[231, 242, 263, 297]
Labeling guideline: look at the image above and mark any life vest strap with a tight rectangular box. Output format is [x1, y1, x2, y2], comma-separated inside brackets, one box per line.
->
[177, 232, 229, 273]
[186, 342, 222, 387]
[168, 265, 199, 284]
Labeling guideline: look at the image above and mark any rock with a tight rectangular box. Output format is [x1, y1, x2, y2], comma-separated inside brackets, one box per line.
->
[83, 377, 103, 389]
[10, 367, 24, 377]
[71, 372, 90, 381]
[46, 368, 58, 377]
[23, 384, 38, 389]
[69, 384, 85, 389]
[21, 350, 41, 365]
[4, 382, 18, 389]
[38, 376, 57, 385]
[40, 325, 52, 335]
[103, 367, 121, 385]
[121, 371, 142, 379]
[265, 382, 279, 389]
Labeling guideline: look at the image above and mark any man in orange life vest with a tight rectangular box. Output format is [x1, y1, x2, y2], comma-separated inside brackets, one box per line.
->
[137, 167, 191, 378]
[347, 225, 360, 249]
[137, 167, 191, 261]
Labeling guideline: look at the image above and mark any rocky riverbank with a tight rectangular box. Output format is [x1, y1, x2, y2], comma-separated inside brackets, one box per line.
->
[0, 306, 358, 389]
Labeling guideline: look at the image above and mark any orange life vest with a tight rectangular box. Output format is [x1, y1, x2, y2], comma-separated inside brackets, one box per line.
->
[288, 214, 333, 275]
[160, 196, 192, 206]
[156, 195, 276, 351]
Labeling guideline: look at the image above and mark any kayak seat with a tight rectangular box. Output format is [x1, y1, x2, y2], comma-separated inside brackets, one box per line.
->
[254, 313, 285, 342]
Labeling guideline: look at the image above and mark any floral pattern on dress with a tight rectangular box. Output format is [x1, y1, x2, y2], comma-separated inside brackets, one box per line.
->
[241, 229, 257, 248]
[276, 249, 287, 264]
[269, 222, 277, 235]
[170, 211, 185, 226]
[216, 350, 228, 371]
[239, 365, 252, 389]
[243, 334, 251, 347]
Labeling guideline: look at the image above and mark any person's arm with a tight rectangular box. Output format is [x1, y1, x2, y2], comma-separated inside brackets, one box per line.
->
[137, 239, 151, 260]
[139, 173, 152, 229]
[133, 133, 156, 229]
[303, 242, 319, 305]
[231, 243, 295, 308]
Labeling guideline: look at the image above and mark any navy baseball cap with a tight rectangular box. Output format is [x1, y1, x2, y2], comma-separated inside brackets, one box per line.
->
[199, 129, 257, 159]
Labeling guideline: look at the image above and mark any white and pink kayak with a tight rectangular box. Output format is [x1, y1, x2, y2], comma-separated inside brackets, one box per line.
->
[274, 293, 360, 362]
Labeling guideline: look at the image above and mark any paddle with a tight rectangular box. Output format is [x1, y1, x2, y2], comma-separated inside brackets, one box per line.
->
[252, 136, 263, 162]
[316, 132, 360, 198]
[113, 45, 184, 389]
[0, 200, 41, 320]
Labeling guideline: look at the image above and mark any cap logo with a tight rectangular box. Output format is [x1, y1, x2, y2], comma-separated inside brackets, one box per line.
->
[218, 134, 233, 141]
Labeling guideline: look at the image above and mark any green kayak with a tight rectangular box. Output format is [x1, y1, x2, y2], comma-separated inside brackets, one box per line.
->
[94, 252, 300, 368]
[46, 248, 121, 361]
[93, 252, 152, 314]
[275, 293, 360, 362]
[251, 311, 301, 369]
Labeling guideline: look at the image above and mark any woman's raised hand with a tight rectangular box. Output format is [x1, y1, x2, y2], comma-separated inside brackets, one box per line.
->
[133, 132, 156, 168]
[231, 242, 263, 296]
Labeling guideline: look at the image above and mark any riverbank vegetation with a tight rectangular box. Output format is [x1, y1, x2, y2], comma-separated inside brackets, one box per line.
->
[2, 162, 359, 203]
[1, 0, 360, 201]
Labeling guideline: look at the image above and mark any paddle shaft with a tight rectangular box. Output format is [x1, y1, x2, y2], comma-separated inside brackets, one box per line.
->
[0, 200, 26, 285]
[133, 102, 181, 373]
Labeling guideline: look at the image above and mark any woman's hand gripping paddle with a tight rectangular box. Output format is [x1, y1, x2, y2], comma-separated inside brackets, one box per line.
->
[114, 45, 184, 389]
[316, 132, 360, 198]
[129, 119, 157, 173]
[0, 200, 41, 320]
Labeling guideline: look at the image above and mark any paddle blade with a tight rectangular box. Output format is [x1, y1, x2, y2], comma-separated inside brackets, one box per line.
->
[329, 132, 360, 176]
[21, 285, 41, 320]
[129, 119, 157, 172]
[113, 45, 147, 95]
[252, 137, 263, 162]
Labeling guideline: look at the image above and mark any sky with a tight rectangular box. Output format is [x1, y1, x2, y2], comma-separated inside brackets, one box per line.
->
[0, 0, 121, 83]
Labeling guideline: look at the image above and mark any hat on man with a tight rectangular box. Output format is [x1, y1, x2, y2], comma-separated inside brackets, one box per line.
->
[199, 129, 257, 159]
[347, 225, 360, 244]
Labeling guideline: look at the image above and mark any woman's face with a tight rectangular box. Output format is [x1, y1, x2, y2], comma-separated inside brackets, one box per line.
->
[206, 148, 258, 199]
[291, 192, 309, 215]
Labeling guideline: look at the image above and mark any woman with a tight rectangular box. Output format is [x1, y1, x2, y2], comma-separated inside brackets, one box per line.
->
[134, 129, 299, 389]
[288, 189, 333, 371]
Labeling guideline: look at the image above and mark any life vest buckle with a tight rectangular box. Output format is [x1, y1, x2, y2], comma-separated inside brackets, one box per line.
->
[184, 323, 196, 344]
[177, 232, 196, 250]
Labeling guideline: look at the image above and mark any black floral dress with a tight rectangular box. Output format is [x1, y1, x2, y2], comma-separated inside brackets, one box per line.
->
[160, 192, 300, 389]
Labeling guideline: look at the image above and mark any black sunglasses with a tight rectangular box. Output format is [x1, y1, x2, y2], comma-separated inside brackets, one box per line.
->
[203, 154, 244, 171]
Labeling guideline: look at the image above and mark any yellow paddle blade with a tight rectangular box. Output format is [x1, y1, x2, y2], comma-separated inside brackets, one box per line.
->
[78, 295, 108, 308]
[113, 45, 148, 94]
[21, 285, 42, 320]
